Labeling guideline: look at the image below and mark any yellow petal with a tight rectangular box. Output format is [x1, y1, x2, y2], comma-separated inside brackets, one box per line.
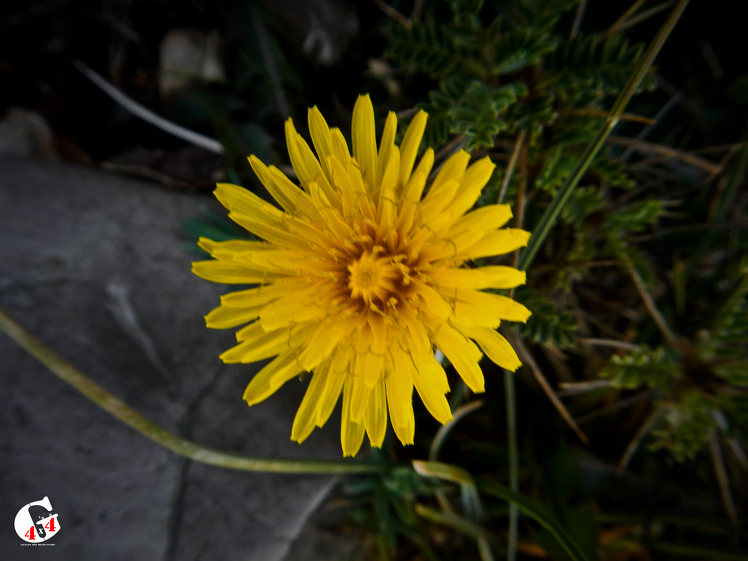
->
[417, 283, 453, 319]
[191, 260, 275, 284]
[399, 109, 428, 187]
[461, 326, 522, 371]
[349, 362, 369, 423]
[432, 323, 485, 393]
[462, 229, 531, 259]
[378, 145, 399, 232]
[308, 106, 336, 181]
[352, 94, 377, 188]
[376, 111, 398, 188]
[198, 237, 269, 258]
[298, 315, 357, 370]
[400, 147, 434, 206]
[448, 204, 513, 237]
[285, 120, 339, 206]
[411, 354, 453, 424]
[330, 127, 352, 168]
[386, 350, 415, 445]
[227, 212, 307, 248]
[427, 150, 470, 196]
[219, 281, 303, 309]
[215, 182, 283, 222]
[449, 156, 495, 217]
[204, 305, 260, 329]
[365, 382, 387, 448]
[259, 286, 331, 330]
[291, 367, 329, 443]
[219, 326, 289, 363]
[316, 357, 346, 426]
[341, 378, 366, 457]
[429, 266, 526, 290]
[248, 156, 320, 219]
[243, 353, 303, 406]
[453, 289, 532, 326]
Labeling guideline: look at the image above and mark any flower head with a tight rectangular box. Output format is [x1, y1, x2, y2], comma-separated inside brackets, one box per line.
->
[192, 95, 531, 456]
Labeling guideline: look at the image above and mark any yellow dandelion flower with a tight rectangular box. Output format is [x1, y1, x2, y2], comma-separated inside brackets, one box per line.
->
[192, 95, 531, 457]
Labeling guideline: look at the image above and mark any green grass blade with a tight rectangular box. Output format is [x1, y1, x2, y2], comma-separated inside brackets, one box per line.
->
[478, 480, 591, 561]
[413, 461, 590, 561]
[517, 0, 690, 271]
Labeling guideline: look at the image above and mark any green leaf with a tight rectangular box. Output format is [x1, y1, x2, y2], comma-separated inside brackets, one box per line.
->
[561, 186, 605, 225]
[650, 393, 717, 462]
[446, 81, 527, 149]
[478, 480, 591, 561]
[700, 262, 748, 365]
[515, 288, 578, 346]
[489, 26, 558, 75]
[543, 33, 647, 102]
[603, 200, 663, 233]
[600, 346, 680, 391]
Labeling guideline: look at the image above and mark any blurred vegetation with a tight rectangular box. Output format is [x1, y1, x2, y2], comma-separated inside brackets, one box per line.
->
[3, 0, 746, 559]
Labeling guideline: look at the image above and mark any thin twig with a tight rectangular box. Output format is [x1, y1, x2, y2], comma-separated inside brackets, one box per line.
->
[74, 60, 224, 154]
[579, 338, 641, 351]
[569, 0, 588, 40]
[371, 0, 410, 25]
[577, 391, 651, 425]
[607, 2, 675, 36]
[498, 131, 525, 204]
[604, 0, 649, 37]
[602, 0, 673, 38]
[624, 258, 680, 350]
[557, 379, 613, 396]
[609, 135, 722, 175]
[621, 90, 682, 161]
[710, 434, 740, 532]
[507, 333, 589, 444]
[617, 408, 661, 475]
[563, 108, 656, 125]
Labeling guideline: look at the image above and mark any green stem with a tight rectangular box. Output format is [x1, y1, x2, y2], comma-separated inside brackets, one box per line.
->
[517, 0, 690, 272]
[0, 307, 385, 475]
[504, 371, 519, 561]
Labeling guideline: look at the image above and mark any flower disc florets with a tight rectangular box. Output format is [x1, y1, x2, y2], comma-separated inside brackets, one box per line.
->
[192, 94, 531, 456]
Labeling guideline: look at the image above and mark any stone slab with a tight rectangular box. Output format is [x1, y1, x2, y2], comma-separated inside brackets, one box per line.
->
[0, 157, 351, 560]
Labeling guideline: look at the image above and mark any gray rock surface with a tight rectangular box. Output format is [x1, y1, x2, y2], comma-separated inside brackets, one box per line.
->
[0, 157, 360, 560]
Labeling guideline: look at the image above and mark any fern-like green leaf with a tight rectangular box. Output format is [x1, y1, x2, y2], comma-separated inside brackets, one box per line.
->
[515, 289, 578, 346]
[603, 200, 663, 233]
[600, 346, 680, 391]
[561, 186, 605, 226]
[649, 393, 716, 462]
[489, 27, 558, 75]
[543, 33, 646, 102]
[447, 81, 527, 149]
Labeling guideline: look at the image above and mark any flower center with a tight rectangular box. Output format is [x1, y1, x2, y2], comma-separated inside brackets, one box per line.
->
[347, 248, 399, 305]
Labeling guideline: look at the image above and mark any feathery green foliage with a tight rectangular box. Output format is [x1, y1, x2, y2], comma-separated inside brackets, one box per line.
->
[516, 288, 578, 346]
[600, 345, 680, 391]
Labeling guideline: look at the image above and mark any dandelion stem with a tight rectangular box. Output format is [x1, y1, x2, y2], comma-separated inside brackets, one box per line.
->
[518, 0, 690, 272]
[0, 307, 385, 475]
